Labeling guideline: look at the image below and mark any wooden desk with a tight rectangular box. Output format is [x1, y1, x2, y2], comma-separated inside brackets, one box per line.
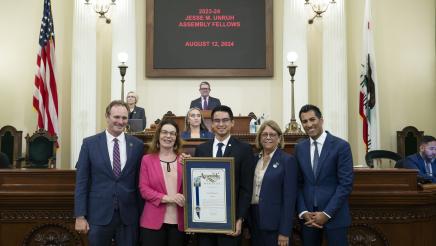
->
[132, 132, 306, 156]
[166, 116, 251, 133]
[1, 168, 435, 245]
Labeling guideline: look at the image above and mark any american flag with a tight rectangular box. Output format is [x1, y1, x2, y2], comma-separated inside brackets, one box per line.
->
[33, 0, 59, 141]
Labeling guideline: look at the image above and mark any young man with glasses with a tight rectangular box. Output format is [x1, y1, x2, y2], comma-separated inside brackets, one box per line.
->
[189, 81, 221, 110]
[194, 105, 255, 246]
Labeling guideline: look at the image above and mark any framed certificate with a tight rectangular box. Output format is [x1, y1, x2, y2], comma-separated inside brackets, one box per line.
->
[183, 157, 236, 233]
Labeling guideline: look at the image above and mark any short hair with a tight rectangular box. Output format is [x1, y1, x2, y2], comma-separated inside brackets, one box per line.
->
[126, 91, 138, 103]
[420, 135, 436, 146]
[199, 81, 211, 89]
[211, 105, 233, 120]
[105, 100, 129, 117]
[299, 104, 323, 120]
[255, 120, 284, 150]
[185, 107, 208, 132]
[149, 118, 182, 154]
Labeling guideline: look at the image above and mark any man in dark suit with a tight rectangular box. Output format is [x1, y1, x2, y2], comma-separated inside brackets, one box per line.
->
[295, 104, 353, 246]
[194, 105, 255, 246]
[190, 81, 221, 110]
[74, 100, 144, 246]
[404, 135, 436, 183]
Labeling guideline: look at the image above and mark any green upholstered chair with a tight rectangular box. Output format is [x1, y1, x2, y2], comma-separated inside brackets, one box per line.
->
[21, 129, 57, 168]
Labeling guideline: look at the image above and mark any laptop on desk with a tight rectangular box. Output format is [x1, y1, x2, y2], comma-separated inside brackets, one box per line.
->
[128, 119, 145, 132]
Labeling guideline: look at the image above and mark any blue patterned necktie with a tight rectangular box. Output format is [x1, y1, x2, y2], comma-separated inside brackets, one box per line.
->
[313, 141, 319, 176]
[113, 138, 121, 177]
[216, 142, 224, 157]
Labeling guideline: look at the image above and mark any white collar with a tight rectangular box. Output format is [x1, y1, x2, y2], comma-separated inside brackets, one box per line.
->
[214, 135, 231, 146]
[105, 130, 126, 143]
[310, 131, 327, 145]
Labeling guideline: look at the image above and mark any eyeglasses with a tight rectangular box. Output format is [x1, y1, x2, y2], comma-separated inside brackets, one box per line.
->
[199, 87, 210, 91]
[261, 132, 278, 139]
[160, 130, 177, 137]
[212, 118, 231, 124]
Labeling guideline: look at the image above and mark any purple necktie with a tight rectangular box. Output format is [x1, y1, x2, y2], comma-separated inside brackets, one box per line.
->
[113, 138, 121, 177]
[203, 97, 208, 110]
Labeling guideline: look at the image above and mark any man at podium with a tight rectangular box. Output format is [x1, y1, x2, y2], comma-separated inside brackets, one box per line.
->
[190, 81, 221, 110]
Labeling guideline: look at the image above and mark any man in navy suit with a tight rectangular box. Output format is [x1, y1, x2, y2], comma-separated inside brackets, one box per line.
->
[74, 100, 144, 246]
[295, 104, 353, 246]
[190, 81, 221, 110]
[404, 135, 436, 183]
[195, 105, 255, 246]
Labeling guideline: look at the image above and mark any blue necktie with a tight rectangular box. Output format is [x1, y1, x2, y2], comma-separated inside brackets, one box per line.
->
[313, 141, 319, 176]
[203, 97, 208, 110]
[216, 143, 224, 157]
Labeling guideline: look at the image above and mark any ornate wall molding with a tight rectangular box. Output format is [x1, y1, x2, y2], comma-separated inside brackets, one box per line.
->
[348, 223, 389, 246]
[22, 223, 83, 246]
[0, 210, 74, 222]
[351, 206, 436, 223]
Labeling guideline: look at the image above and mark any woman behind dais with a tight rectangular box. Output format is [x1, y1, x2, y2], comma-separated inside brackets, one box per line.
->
[139, 118, 185, 246]
[249, 120, 298, 246]
[181, 107, 214, 139]
[126, 91, 147, 130]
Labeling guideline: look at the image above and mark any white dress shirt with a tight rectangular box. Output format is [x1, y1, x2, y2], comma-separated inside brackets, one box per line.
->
[105, 130, 127, 171]
[212, 135, 231, 157]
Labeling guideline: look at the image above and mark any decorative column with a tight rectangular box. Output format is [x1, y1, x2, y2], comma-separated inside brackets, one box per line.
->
[111, 0, 137, 101]
[71, 0, 97, 168]
[322, 0, 348, 139]
[282, 0, 309, 129]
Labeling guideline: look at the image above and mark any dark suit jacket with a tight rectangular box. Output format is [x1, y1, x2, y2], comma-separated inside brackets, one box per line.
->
[190, 96, 221, 110]
[404, 153, 436, 183]
[0, 152, 10, 168]
[129, 106, 146, 130]
[295, 132, 353, 229]
[251, 148, 298, 237]
[181, 130, 214, 140]
[74, 131, 144, 225]
[194, 136, 255, 220]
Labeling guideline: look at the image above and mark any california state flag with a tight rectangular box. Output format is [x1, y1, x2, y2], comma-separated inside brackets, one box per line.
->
[359, 0, 380, 152]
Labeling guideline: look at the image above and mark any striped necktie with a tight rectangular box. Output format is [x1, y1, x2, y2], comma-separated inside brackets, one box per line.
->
[113, 138, 121, 177]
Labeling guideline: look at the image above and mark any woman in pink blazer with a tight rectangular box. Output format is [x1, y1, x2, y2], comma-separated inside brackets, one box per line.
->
[139, 119, 185, 246]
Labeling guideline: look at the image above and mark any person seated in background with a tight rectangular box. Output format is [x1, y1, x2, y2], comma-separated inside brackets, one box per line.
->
[181, 107, 214, 139]
[189, 81, 221, 110]
[126, 91, 147, 131]
[404, 135, 436, 183]
[0, 152, 11, 168]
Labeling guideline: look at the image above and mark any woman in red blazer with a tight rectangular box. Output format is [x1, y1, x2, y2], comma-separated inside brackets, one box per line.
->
[139, 119, 185, 246]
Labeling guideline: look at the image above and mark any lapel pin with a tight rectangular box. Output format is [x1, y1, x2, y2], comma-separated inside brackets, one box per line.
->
[273, 162, 279, 168]
[228, 144, 231, 147]
[129, 143, 133, 147]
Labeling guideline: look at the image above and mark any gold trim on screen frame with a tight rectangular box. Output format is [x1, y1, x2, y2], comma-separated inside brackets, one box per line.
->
[183, 157, 236, 234]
